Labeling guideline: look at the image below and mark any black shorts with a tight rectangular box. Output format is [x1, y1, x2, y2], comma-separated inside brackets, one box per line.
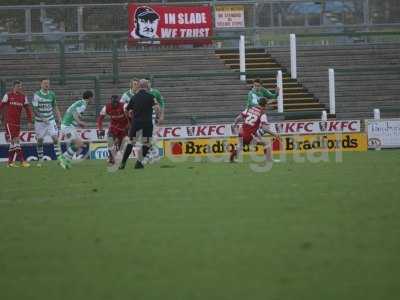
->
[128, 121, 153, 138]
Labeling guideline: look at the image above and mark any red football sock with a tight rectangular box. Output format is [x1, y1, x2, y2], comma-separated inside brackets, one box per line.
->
[15, 147, 25, 162]
[264, 147, 272, 161]
[8, 147, 15, 164]
[230, 149, 237, 162]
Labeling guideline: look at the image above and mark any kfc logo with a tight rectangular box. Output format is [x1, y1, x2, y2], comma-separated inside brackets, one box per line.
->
[131, 6, 160, 39]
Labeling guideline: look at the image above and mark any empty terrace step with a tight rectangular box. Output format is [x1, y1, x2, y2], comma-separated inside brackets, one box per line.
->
[215, 48, 266, 55]
[269, 102, 324, 109]
[217, 53, 272, 60]
[224, 58, 276, 64]
[226, 62, 281, 69]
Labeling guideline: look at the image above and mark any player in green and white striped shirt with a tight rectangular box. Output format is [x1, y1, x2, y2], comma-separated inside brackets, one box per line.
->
[32, 78, 62, 166]
[120, 78, 140, 104]
[58, 90, 93, 169]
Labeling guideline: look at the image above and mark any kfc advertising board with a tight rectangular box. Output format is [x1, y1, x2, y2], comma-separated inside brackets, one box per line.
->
[128, 4, 212, 45]
[155, 120, 361, 139]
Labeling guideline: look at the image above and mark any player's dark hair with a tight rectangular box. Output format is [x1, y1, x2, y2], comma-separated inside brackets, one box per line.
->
[130, 78, 139, 87]
[82, 90, 93, 100]
[258, 97, 267, 107]
[253, 78, 262, 84]
[13, 80, 22, 87]
[111, 95, 119, 102]
[40, 78, 49, 82]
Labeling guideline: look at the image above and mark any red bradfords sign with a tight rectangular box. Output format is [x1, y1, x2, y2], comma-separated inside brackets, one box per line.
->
[128, 4, 212, 45]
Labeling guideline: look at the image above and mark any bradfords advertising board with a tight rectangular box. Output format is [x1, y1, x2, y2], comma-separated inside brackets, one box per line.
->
[367, 119, 400, 148]
[164, 133, 367, 157]
[128, 4, 212, 45]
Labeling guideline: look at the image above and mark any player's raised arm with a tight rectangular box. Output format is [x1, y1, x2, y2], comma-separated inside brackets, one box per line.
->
[0, 93, 8, 112]
[55, 106, 62, 125]
[97, 106, 107, 131]
[157, 101, 164, 124]
[31, 92, 39, 115]
[53, 95, 62, 125]
[0, 94, 8, 127]
[96, 106, 107, 139]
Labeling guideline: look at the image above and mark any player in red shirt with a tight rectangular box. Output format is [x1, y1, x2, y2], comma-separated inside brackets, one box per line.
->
[230, 97, 280, 162]
[0, 80, 33, 167]
[96, 95, 129, 165]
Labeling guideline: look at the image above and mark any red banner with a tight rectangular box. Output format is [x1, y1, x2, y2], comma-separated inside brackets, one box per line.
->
[128, 4, 212, 45]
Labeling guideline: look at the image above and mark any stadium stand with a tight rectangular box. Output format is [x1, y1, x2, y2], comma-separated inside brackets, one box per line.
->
[0, 48, 249, 125]
[268, 42, 400, 119]
[1, 42, 400, 124]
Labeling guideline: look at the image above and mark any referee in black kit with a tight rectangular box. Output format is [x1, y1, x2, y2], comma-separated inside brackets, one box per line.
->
[119, 79, 160, 169]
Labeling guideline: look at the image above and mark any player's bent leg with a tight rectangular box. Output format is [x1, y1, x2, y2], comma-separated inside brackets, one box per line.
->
[256, 140, 272, 162]
[119, 137, 136, 169]
[231, 136, 246, 163]
[106, 135, 115, 165]
[51, 136, 61, 159]
[135, 138, 150, 169]
[14, 139, 29, 167]
[7, 140, 17, 167]
[36, 137, 44, 166]
[61, 138, 82, 168]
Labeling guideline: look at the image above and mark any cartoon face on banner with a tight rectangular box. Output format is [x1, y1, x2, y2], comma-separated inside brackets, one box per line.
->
[128, 4, 213, 45]
[131, 6, 160, 39]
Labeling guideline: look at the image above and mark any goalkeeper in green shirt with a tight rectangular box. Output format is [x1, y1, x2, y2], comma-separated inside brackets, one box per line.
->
[247, 78, 280, 108]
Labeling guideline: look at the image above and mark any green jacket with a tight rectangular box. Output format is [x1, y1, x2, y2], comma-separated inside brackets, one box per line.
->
[247, 87, 277, 107]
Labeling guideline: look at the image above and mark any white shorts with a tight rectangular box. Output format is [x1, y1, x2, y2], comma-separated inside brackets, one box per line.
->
[35, 120, 59, 140]
[60, 125, 79, 142]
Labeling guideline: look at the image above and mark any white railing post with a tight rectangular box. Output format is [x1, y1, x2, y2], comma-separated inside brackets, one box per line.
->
[321, 110, 328, 121]
[239, 35, 246, 81]
[290, 33, 297, 79]
[373, 108, 381, 150]
[328, 68, 336, 115]
[277, 70, 284, 113]
[320, 110, 328, 132]
[373, 108, 381, 120]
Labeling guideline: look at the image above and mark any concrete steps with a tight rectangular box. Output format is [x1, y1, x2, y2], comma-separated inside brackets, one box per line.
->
[215, 48, 325, 118]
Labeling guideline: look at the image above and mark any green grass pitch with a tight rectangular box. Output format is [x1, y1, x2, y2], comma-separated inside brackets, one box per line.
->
[0, 151, 399, 300]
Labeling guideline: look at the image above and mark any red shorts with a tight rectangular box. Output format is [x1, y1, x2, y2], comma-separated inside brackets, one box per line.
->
[108, 127, 127, 141]
[239, 130, 255, 145]
[5, 123, 20, 140]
